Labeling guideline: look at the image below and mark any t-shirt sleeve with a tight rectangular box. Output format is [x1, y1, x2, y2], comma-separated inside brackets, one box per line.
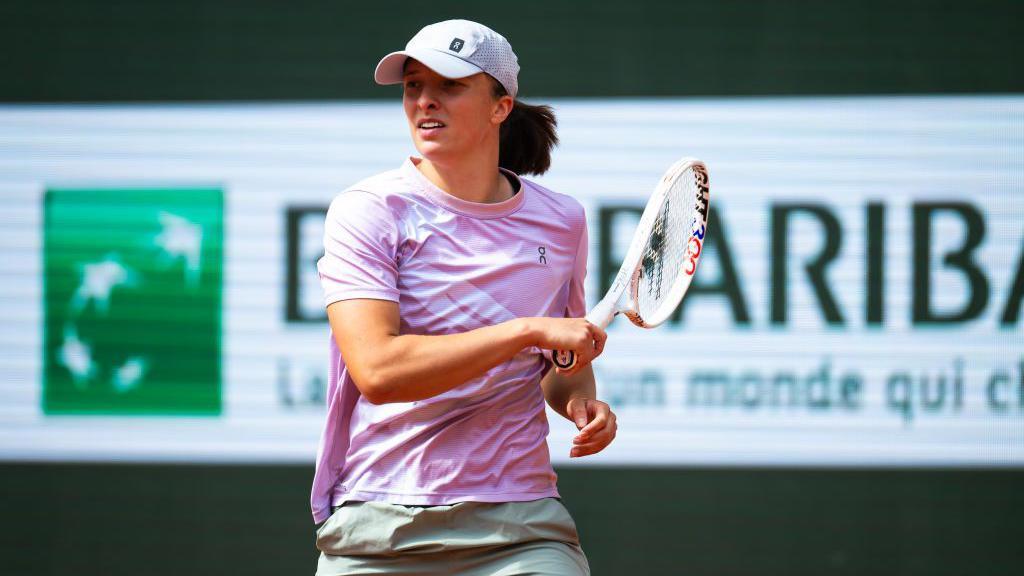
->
[317, 190, 401, 306]
[565, 207, 589, 318]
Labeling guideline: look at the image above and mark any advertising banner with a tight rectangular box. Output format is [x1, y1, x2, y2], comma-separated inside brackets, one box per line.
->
[1, 96, 1020, 465]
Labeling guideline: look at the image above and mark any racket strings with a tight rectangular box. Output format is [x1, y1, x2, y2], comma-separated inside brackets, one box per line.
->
[640, 199, 671, 301]
[635, 168, 699, 322]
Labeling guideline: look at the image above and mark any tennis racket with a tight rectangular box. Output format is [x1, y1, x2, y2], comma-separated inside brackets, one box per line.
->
[554, 157, 710, 371]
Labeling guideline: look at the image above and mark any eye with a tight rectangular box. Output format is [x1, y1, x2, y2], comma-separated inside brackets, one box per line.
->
[443, 79, 461, 88]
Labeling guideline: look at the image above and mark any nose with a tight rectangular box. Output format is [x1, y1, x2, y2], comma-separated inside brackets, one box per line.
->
[416, 85, 440, 112]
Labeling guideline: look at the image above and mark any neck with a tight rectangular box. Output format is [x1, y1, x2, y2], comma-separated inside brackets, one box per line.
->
[414, 141, 513, 204]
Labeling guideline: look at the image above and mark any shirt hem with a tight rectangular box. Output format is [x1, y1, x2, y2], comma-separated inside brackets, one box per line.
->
[330, 487, 560, 508]
[324, 289, 400, 306]
[312, 505, 332, 525]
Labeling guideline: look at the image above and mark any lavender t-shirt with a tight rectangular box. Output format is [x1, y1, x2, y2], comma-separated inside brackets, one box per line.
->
[310, 156, 588, 524]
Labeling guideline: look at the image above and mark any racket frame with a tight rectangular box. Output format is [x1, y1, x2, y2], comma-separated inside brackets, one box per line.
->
[553, 157, 709, 370]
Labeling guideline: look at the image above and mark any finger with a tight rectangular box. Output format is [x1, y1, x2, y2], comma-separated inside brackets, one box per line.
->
[568, 399, 589, 430]
[590, 323, 608, 348]
[570, 436, 614, 457]
[572, 423, 617, 454]
[573, 424, 614, 445]
[577, 406, 616, 441]
[580, 339, 599, 366]
[584, 324, 606, 358]
[576, 409, 607, 439]
[571, 437, 611, 455]
[573, 347, 597, 374]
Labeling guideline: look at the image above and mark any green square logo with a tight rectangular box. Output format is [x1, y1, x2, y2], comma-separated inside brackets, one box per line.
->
[43, 188, 224, 415]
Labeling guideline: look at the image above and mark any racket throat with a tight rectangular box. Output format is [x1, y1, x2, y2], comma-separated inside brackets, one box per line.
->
[622, 309, 647, 327]
[585, 297, 620, 330]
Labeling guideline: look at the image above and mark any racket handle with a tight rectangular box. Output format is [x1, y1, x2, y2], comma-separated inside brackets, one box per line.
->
[553, 349, 577, 370]
[552, 299, 617, 372]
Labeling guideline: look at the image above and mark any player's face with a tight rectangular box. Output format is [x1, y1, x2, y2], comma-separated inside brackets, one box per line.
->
[402, 59, 511, 161]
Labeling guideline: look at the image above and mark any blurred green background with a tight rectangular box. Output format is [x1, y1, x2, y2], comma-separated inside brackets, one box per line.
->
[2, 1, 1021, 575]
[2, 0, 1019, 101]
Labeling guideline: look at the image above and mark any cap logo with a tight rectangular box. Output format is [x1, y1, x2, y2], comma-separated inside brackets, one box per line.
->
[449, 38, 464, 52]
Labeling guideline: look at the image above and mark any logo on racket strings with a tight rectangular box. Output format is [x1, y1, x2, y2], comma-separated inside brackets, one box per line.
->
[694, 166, 710, 222]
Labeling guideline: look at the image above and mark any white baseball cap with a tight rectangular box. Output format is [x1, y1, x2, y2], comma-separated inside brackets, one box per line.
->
[374, 19, 520, 99]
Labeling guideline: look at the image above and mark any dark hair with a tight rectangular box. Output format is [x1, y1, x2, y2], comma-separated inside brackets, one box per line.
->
[491, 79, 559, 176]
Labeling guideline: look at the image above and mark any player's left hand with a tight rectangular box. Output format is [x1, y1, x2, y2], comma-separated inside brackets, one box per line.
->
[567, 397, 617, 458]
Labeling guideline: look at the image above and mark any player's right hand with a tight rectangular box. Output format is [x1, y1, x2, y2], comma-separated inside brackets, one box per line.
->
[528, 317, 606, 373]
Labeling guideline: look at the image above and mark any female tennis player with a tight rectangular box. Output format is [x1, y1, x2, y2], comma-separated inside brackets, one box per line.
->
[311, 19, 616, 575]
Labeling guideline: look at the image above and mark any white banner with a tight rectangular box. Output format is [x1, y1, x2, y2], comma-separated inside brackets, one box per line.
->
[0, 96, 1021, 466]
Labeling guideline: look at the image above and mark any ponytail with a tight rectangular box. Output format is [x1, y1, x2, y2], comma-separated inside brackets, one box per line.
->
[492, 79, 559, 176]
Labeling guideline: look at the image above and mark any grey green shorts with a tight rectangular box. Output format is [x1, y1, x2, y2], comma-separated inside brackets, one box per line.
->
[314, 497, 590, 575]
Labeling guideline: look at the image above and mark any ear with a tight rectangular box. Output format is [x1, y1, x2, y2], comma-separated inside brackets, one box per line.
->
[491, 95, 514, 125]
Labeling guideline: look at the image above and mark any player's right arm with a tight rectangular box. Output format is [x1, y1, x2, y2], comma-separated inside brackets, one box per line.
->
[328, 299, 605, 404]
[321, 189, 603, 403]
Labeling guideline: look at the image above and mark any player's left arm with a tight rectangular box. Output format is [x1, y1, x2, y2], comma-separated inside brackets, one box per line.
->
[540, 365, 618, 458]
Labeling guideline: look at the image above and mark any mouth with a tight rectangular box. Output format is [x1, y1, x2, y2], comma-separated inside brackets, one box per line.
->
[417, 119, 447, 133]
